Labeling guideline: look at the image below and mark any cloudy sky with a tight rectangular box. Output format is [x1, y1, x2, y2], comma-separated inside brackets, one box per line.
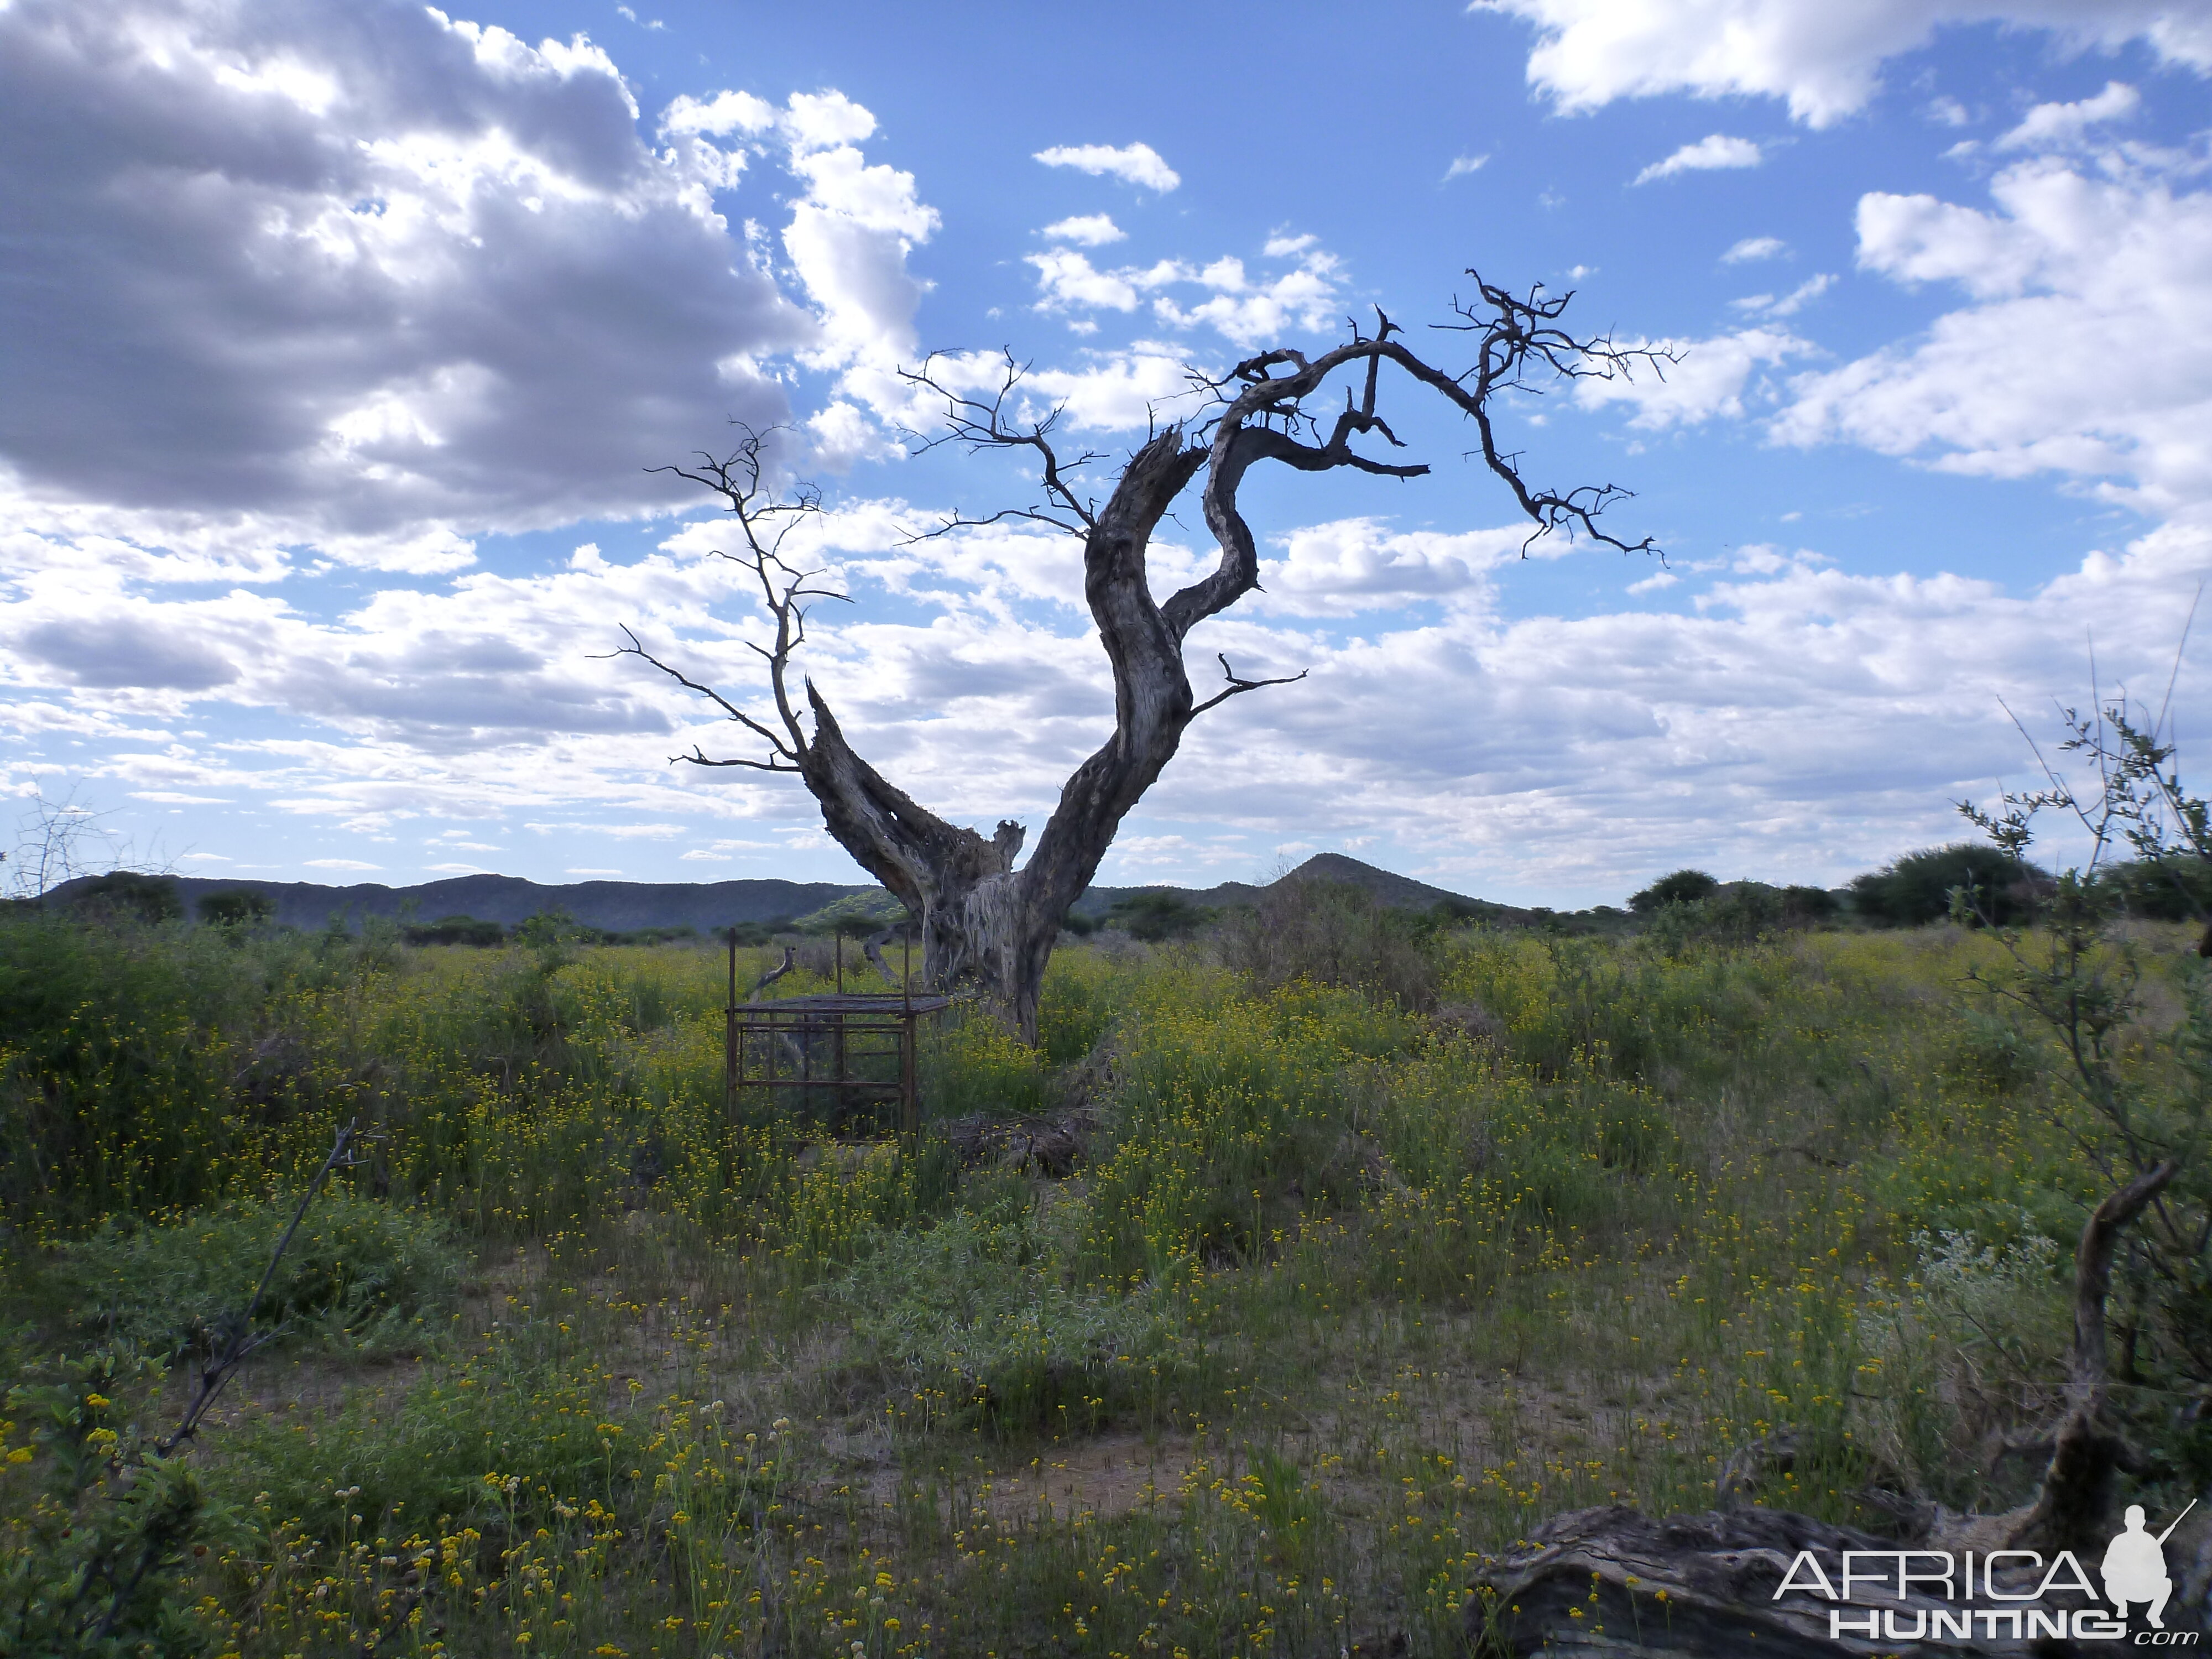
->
[4, 0, 2210, 906]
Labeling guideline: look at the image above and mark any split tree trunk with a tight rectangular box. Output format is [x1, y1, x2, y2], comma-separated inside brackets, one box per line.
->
[794, 431, 1207, 1041]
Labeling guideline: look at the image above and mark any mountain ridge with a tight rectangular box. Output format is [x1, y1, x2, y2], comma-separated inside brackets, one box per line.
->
[52, 853, 1491, 933]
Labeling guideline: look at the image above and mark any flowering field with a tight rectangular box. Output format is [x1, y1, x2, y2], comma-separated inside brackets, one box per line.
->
[3, 904, 2204, 1657]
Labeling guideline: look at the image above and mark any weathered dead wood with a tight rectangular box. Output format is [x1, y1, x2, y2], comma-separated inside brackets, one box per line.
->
[627, 280, 1666, 1040]
[859, 928, 902, 987]
[1463, 1504, 2065, 1657]
[2005, 1158, 2176, 1555]
[943, 1109, 1093, 1178]
[749, 943, 797, 1000]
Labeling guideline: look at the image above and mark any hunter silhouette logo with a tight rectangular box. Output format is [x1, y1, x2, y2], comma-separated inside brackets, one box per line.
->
[2105, 1501, 2193, 1630]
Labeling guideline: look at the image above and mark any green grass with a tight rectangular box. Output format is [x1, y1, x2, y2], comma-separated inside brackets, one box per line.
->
[2, 907, 2206, 1656]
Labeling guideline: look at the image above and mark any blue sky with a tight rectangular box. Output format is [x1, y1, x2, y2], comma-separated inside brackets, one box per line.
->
[3, 0, 2210, 906]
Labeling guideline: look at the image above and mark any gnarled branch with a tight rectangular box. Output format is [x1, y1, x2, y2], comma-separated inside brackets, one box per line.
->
[1191, 653, 1308, 717]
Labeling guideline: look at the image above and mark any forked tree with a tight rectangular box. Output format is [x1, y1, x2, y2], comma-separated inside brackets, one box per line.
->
[622, 275, 1661, 1041]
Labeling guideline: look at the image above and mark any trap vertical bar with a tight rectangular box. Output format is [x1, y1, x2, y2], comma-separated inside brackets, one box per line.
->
[724, 925, 739, 1113]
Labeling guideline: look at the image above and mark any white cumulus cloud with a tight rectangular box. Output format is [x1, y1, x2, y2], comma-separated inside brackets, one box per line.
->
[1777, 146, 2212, 519]
[0, 0, 828, 564]
[1633, 134, 1764, 184]
[1034, 142, 1181, 192]
[1733, 274, 1836, 318]
[1026, 242, 1345, 348]
[1994, 80, 2141, 149]
[0, 2, 948, 563]
[1574, 328, 1813, 428]
[1042, 213, 1125, 246]
[1479, 0, 2211, 127]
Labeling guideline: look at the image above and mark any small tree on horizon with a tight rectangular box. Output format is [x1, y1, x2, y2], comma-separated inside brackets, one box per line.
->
[1628, 868, 1719, 914]
[623, 276, 1664, 1041]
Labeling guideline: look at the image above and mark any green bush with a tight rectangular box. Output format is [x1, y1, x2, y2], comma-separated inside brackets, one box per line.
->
[1629, 868, 1718, 913]
[49, 1193, 463, 1362]
[1856, 1229, 2071, 1506]
[197, 889, 276, 928]
[2094, 857, 2212, 923]
[0, 909, 283, 1227]
[62, 871, 184, 925]
[829, 1208, 1186, 1429]
[211, 1328, 619, 1546]
[401, 913, 506, 947]
[1105, 892, 1214, 941]
[920, 1011, 1050, 1120]
[1036, 948, 1121, 1068]
[2, 1349, 223, 1658]
[1849, 842, 2043, 926]
[1217, 879, 1438, 1010]
[1642, 880, 1837, 949]
[1783, 883, 1841, 922]
[1080, 980, 1420, 1279]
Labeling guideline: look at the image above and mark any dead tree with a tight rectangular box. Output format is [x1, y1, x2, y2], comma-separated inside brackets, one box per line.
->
[622, 275, 1663, 1041]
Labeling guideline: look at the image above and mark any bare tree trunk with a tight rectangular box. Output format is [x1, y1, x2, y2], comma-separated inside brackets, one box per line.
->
[791, 433, 1207, 1040]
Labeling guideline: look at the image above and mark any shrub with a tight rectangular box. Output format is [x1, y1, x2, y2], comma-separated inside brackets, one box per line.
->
[1104, 891, 1213, 941]
[2095, 857, 2212, 923]
[197, 889, 276, 928]
[1628, 868, 1718, 912]
[401, 913, 506, 947]
[48, 1193, 463, 1362]
[212, 1326, 623, 1546]
[1856, 1229, 2070, 1506]
[2, 1349, 222, 1657]
[1079, 980, 1418, 1278]
[1648, 880, 1835, 948]
[1783, 884, 1840, 922]
[1215, 879, 1438, 1010]
[0, 909, 280, 1226]
[1849, 842, 2044, 926]
[828, 1208, 1187, 1429]
[1036, 946, 1123, 1067]
[62, 870, 183, 925]
[921, 1012, 1050, 1120]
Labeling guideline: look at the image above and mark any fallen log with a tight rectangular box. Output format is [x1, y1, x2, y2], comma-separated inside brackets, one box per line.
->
[1462, 1504, 2095, 1657]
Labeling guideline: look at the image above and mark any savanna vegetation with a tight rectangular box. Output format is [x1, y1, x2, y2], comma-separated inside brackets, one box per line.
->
[4, 837, 2210, 1657]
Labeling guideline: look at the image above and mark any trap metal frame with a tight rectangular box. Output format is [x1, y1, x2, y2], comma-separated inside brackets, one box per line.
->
[722, 928, 951, 1142]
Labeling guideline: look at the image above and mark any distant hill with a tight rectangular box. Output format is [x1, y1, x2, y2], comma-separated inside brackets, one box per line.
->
[1190, 853, 1485, 913]
[53, 853, 1498, 935]
[1073, 852, 1503, 917]
[54, 872, 873, 935]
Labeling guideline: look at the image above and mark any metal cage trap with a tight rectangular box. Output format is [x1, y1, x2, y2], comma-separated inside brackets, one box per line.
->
[722, 928, 951, 1142]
